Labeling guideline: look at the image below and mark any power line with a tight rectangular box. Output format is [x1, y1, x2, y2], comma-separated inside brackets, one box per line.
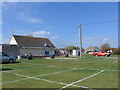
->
[83, 19, 119, 26]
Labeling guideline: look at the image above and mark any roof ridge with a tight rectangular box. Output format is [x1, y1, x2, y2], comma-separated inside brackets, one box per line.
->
[13, 35, 49, 40]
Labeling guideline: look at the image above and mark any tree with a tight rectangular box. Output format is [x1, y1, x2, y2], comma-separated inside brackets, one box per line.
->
[65, 46, 84, 51]
[65, 46, 77, 50]
[112, 47, 120, 55]
[118, 47, 120, 55]
[116, 47, 120, 55]
[100, 43, 110, 51]
[112, 48, 118, 55]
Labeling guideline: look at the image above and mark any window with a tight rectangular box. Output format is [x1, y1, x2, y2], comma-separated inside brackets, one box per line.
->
[45, 51, 49, 55]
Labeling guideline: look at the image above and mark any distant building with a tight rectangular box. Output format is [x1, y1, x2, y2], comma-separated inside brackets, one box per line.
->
[59, 48, 81, 56]
[8, 35, 55, 56]
[59, 48, 67, 55]
[72, 50, 80, 56]
[85, 46, 100, 54]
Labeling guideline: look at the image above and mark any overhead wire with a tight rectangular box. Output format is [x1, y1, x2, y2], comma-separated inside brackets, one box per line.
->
[83, 19, 119, 26]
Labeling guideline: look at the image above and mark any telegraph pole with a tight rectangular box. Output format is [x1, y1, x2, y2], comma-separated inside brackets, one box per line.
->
[79, 24, 82, 59]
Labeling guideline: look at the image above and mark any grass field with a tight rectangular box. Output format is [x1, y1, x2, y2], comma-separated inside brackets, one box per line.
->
[110, 55, 119, 57]
[1, 54, 119, 89]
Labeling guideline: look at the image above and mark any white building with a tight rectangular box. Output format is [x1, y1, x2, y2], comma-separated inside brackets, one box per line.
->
[72, 50, 79, 56]
[9, 35, 55, 56]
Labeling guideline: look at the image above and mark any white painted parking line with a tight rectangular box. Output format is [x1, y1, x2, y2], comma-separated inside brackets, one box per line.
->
[21, 62, 46, 66]
[1, 78, 29, 84]
[1, 68, 76, 84]
[21, 62, 119, 72]
[2, 68, 25, 73]
[113, 61, 118, 63]
[7, 68, 76, 78]
[31, 77, 89, 88]
[21, 62, 70, 69]
[59, 70, 105, 90]
[1, 69, 89, 88]
[1, 76, 88, 88]
[34, 68, 77, 77]
[2, 66, 50, 73]
[72, 68, 119, 72]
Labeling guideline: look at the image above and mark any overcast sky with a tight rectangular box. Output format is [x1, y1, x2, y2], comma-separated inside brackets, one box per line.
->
[2, 2, 118, 49]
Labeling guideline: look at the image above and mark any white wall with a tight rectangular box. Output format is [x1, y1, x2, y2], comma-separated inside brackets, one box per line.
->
[20, 48, 44, 56]
[0, 45, 2, 52]
[48, 49, 54, 55]
[72, 50, 79, 56]
[9, 36, 18, 45]
[20, 48, 54, 56]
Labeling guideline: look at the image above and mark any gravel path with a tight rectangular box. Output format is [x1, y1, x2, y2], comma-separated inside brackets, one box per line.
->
[45, 57, 78, 59]
[107, 57, 120, 59]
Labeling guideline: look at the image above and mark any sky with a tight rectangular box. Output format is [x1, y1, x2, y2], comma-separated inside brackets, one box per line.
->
[2, 2, 118, 49]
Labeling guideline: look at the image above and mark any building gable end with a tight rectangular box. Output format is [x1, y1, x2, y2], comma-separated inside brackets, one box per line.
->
[9, 36, 18, 45]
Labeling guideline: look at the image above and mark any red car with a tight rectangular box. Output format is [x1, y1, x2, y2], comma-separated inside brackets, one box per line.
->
[93, 51, 110, 57]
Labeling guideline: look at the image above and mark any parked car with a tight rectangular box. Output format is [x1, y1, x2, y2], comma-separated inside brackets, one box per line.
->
[0, 52, 16, 63]
[93, 51, 110, 57]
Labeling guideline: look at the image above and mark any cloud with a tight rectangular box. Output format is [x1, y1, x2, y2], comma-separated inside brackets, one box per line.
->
[2, 0, 22, 2]
[0, 20, 2, 25]
[82, 36, 112, 48]
[0, 34, 2, 44]
[50, 36, 58, 39]
[102, 38, 110, 42]
[25, 30, 50, 36]
[84, 36, 95, 40]
[2, 38, 10, 44]
[84, 36, 110, 42]
[2, 2, 18, 11]
[2, 2, 42, 23]
[18, 12, 42, 23]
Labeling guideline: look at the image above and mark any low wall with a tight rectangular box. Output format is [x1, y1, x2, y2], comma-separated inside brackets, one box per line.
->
[2, 44, 20, 57]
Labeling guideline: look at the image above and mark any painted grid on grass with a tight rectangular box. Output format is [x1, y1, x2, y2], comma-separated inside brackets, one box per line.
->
[1, 59, 119, 88]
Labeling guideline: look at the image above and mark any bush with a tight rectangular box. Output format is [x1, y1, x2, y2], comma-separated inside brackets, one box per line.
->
[66, 54, 69, 57]
[112, 47, 120, 55]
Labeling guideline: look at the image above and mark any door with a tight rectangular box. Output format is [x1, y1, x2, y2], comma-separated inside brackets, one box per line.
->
[45, 51, 49, 56]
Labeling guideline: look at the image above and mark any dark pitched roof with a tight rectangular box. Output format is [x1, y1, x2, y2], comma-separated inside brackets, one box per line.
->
[13, 35, 55, 48]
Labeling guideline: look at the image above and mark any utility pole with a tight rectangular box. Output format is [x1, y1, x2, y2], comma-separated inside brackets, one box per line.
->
[79, 24, 82, 59]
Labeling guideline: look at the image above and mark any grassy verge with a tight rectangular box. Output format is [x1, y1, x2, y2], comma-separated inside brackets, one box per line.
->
[110, 55, 119, 57]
